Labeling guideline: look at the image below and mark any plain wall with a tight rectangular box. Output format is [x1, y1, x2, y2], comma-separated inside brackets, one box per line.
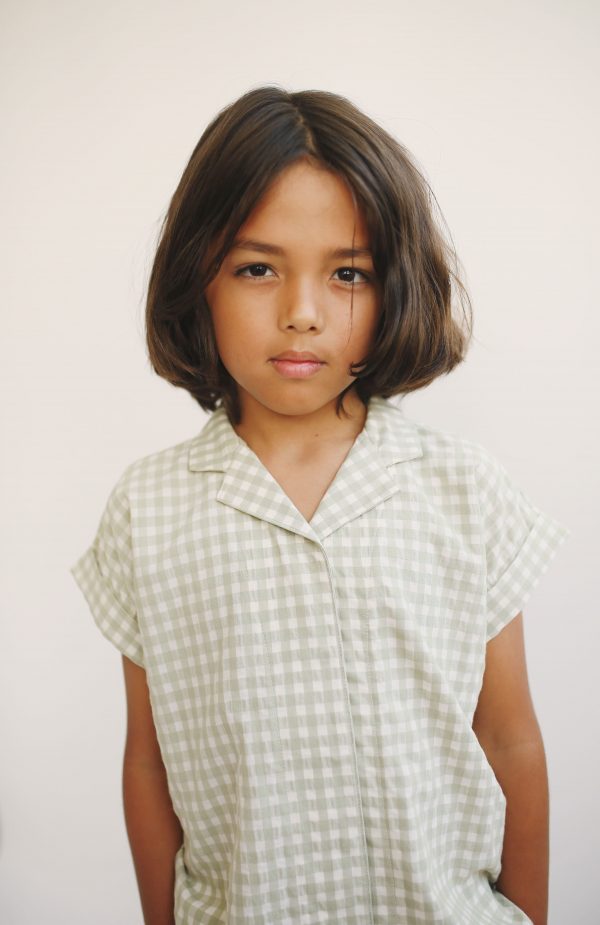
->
[1, 0, 597, 921]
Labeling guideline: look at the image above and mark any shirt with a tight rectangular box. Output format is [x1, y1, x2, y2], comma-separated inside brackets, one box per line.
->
[70, 395, 570, 924]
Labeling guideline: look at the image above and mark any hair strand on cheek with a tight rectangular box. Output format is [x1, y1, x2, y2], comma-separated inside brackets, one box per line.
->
[343, 218, 356, 354]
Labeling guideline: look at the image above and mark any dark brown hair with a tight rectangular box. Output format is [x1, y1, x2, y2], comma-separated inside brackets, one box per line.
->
[146, 84, 473, 425]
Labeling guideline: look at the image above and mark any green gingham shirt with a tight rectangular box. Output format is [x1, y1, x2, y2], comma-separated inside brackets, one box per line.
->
[71, 396, 570, 924]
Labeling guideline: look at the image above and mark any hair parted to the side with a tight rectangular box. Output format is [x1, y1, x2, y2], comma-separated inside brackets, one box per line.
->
[146, 84, 473, 426]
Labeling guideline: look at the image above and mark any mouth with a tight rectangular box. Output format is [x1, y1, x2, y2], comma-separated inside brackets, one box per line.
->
[269, 353, 325, 379]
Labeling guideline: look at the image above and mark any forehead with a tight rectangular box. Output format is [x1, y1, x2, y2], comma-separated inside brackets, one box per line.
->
[238, 160, 370, 248]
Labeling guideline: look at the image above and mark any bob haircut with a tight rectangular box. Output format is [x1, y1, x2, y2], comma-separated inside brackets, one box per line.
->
[146, 85, 473, 426]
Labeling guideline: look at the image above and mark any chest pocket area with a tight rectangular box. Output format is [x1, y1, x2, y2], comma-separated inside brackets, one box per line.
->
[332, 501, 485, 693]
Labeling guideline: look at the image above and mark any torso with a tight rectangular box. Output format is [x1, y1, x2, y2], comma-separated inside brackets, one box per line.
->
[80, 397, 550, 923]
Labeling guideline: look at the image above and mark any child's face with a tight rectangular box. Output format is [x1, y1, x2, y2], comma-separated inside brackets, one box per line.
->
[204, 159, 381, 430]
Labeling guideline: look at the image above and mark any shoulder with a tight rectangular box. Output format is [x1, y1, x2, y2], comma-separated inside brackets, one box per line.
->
[416, 422, 491, 468]
[415, 423, 512, 517]
[371, 400, 517, 520]
[387, 404, 500, 477]
[366, 397, 510, 494]
[106, 426, 209, 506]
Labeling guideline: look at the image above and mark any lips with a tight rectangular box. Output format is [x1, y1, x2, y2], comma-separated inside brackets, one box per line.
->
[269, 351, 325, 379]
[270, 351, 324, 362]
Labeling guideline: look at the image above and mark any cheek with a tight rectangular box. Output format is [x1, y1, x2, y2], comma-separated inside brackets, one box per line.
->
[344, 300, 380, 355]
[208, 298, 243, 348]
[211, 309, 260, 371]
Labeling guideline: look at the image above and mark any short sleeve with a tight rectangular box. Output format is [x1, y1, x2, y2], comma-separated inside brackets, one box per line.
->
[70, 474, 145, 667]
[474, 448, 571, 641]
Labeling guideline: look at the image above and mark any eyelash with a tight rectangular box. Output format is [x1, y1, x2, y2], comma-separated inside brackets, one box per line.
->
[233, 263, 371, 285]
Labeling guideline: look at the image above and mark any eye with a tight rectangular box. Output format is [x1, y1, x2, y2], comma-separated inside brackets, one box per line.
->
[234, 263, 275, 279]
[334, 266, 370, 285]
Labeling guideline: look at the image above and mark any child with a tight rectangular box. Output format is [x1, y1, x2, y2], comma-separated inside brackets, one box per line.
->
[71, 86, 570, 925]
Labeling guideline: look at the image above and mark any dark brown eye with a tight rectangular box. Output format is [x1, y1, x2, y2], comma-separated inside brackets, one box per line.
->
[235, 264, 273, 278]
[335, 267, 369, 284]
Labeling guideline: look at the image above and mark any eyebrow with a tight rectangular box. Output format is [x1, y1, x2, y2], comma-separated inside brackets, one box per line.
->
[231, 238, 373, 260]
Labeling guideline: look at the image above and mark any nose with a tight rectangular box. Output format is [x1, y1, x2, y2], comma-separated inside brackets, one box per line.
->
[278, 276, 324, 333]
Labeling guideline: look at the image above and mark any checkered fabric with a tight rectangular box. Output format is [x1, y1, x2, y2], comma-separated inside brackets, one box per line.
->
[70, 396, 570, 924]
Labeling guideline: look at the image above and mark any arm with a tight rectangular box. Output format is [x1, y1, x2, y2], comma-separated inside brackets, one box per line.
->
[122, 654, 184, 925]
[472, 612, 549, 925]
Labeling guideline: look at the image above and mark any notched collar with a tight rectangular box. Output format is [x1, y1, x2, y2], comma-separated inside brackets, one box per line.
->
[187, 397, 423, 542]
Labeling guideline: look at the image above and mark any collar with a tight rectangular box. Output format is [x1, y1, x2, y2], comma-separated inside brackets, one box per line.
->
[187, 396, 423, 542]
[188, 396, 422, 472]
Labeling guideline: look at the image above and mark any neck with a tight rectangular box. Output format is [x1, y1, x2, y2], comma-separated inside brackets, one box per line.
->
[233, 390, 369, 461]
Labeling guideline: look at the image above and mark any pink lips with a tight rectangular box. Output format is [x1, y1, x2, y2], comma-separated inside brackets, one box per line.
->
[270, 350, 325, 379]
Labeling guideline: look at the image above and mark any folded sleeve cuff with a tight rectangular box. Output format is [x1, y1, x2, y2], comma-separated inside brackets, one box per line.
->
[71, 546, 145, 667]
[486, 510, 571, 641]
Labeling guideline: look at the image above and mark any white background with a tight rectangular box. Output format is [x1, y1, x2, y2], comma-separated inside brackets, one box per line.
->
[1, 0, 597, 922]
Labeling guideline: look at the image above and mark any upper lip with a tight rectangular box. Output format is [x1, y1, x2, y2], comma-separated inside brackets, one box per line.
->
[271, 350, 324, 362]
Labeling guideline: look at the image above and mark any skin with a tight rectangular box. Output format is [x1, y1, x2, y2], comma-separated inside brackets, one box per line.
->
[121, 159, 549, 924]
[122, 657, 183, 925]
[204, 158, 381, 459]
[473, 613, 549, 924]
